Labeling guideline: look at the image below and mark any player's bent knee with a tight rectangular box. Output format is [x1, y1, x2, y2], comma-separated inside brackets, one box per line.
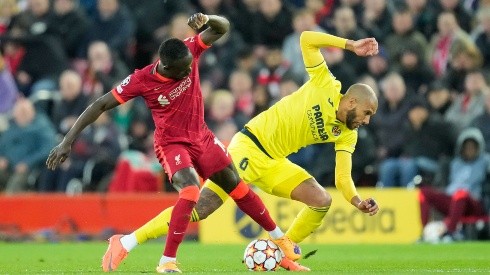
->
[310, 190, 332, 208]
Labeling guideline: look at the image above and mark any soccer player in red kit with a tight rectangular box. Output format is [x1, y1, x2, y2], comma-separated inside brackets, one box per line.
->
[46, 13, 302, 273]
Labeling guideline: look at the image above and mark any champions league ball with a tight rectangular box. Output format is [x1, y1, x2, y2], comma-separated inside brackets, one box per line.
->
[243, 239, 283, 271]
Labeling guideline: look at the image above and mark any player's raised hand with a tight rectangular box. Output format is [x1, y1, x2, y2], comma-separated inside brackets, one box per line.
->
[187, 13, 209, 31]
[46, 142, 71, 170]
[356, 198, 379, 216]
[351, 38, 378, 57]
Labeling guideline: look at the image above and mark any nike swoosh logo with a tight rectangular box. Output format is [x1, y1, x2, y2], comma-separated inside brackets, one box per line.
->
[260, 209, 266, 215]
[173, 231, 184, 235]
[108, 253, 113, 271]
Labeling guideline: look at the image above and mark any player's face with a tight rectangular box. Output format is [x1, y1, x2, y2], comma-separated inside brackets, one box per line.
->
[346, 101, 377, 130]
[163, 51, 193, 80]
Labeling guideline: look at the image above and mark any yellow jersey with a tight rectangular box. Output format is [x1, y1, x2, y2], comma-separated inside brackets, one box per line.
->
[246, 61, 357, 159]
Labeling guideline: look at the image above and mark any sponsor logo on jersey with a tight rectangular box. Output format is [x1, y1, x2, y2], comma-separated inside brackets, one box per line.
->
[332, 126, 341, 136]
[306, 104, 328, 141]
[169, 76, 192, 100]
[328, 98, 334, 107]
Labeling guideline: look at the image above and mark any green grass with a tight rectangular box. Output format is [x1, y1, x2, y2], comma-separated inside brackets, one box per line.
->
[1, 241, 490, 274]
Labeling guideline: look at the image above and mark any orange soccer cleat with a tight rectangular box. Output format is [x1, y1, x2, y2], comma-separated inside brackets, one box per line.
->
[156, 261, 182, 273]
[101, 234, 128, 272]
[280, 257, 311, 271]
[271, 235, 302, 261]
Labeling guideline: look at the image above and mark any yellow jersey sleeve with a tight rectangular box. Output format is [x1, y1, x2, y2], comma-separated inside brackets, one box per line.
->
[335, 150, 359, 203]
[300, 31, 347, 88]
[335, 129, 357, 153]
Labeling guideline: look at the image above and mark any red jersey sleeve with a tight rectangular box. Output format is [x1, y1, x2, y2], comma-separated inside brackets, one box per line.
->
[183, 33, 211, 59]
[111, 72, 144, 103]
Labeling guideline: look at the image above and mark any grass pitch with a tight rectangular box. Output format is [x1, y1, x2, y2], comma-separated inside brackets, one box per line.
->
[1, 241, 489, 274]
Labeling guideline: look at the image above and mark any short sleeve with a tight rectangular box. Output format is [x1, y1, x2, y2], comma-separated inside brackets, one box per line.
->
[112, 73, 143, 103]
[335, 130, 358, 154]
[183, 34, 210, 59]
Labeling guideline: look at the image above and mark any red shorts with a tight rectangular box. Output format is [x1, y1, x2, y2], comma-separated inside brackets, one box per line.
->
[154, 130, 232, 182]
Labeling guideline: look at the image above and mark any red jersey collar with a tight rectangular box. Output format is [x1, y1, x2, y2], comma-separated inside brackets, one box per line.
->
[152, 60, 172, 82]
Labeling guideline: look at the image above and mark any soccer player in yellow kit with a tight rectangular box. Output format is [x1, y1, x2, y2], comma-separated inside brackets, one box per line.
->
[103, 31, 380, 272]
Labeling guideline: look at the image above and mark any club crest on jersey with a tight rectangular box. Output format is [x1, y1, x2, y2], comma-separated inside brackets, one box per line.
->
[332, 126, 341, 136]
[158, 94, 170, 107]
[175, 154, 182, 165]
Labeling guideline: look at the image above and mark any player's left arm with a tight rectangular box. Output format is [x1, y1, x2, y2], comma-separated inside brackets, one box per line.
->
[187, 13, 230, 46]
[335, 150, 379, 216]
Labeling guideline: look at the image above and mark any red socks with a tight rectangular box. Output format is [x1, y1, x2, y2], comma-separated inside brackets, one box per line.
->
[163, 185, 200, 258]
[230, 181, 276, 231]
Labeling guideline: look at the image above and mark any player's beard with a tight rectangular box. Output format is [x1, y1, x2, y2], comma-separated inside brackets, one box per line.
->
[346, 108, 357, 130]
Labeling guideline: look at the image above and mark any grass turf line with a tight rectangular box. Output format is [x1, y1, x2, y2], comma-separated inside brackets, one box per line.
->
[1, 242, 489, 274]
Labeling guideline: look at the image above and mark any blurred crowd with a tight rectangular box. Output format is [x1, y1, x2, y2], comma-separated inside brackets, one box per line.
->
[0, 0, 490, 199]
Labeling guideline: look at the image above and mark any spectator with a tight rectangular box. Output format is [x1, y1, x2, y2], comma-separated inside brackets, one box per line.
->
[79, 41, 129, 98]
[82, 0, 135, 64]
[473, 7, 490, 72]
[428, 11, 472, 78]
[371, 72, 413, 187]
[122, 0, 191, 69]
[0, 0, 19, 34]
[444, 70, 487, 134]
[426, 81, 452, 117]
[0, 98, 56, 193]
[434, 0, 473, 33]
[256, 46, 294, 101]
[50, 70, 89, 135]
[396, 44, 435, 95]
[0, 51, 18, 115]
[304, 0, 336, 32]
[404, 0, 438, 40]
[228, 70, 255, 118]
[205, 89, 243, 134]
[254, 0, 293, 48]
[384, 7, 428, 68]
[154, 13, 196, 42]
[366, 45, 389, 82]
[442, 38, 483, 94]
[419, 127, 488, 242]
[331, 6, 368, 76]
[361, 0, 392, 43]
[38, 111, 122, 192]
[470, 92, 490, 154]
[400, 99, 456, 184]
[282, 8, 326, 83]
[51, 0, 91, 59]
[198, 27, 246, 89]
[229, 0, 260, 46]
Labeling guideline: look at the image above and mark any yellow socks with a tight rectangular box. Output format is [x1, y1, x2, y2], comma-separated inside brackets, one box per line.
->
[135, 207, 200, 244]
[285, 205, 329, 243]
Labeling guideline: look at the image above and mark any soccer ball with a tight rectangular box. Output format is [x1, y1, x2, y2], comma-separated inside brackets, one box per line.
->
[243, 239, 283, 271]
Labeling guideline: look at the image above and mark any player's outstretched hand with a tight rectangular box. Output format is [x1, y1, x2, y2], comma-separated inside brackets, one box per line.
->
[188, 13, 209, 31]
[357, 198, 379, 216]
[352, 38, 378, 57]
[46, 142, 71, 170]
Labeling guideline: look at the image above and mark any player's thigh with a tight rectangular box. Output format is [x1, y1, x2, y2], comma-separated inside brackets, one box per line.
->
[290, 177, 331, 207]
[257, 158, 312, 199]
[154, 142, 196, 185]
[227, 132, 271, 184]
[195, 132, 233, 180]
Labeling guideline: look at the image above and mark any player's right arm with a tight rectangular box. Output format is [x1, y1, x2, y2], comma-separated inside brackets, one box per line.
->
[300, 31, 379, 67]
[46, 92, 120, 170]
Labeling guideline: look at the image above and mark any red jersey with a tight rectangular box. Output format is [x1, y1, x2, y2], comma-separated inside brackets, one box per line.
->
[112, 34, 210, 145]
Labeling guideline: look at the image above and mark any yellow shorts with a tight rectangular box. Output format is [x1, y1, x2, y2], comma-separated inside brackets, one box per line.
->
[203, 132, 312, 200]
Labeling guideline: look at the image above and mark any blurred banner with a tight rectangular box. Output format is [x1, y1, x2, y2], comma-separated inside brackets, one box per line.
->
[200, 188, 421, 244]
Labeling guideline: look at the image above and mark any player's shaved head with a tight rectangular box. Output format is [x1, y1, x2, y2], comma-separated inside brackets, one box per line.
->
[345, 83, 378, 108]
[338, 83, 378, 129]
[158, 38, 193, 80]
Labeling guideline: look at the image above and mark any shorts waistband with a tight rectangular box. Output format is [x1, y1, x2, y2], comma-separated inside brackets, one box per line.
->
[240, 128, 273, 159]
